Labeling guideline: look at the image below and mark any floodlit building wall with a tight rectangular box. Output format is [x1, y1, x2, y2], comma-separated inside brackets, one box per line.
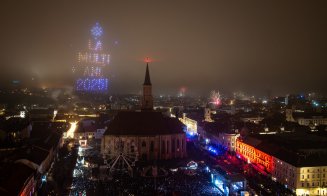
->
[236, 139, 327, 195]
[295, 166, 327, 196]
[179, 114, 197, 134]
[236, 139, 273, 173]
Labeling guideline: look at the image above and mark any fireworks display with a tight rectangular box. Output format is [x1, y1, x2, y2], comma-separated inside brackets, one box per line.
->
[210, 90, 221, 106]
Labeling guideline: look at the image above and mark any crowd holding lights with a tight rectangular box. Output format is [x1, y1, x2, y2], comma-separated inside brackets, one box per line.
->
[74, 22, 110, 92]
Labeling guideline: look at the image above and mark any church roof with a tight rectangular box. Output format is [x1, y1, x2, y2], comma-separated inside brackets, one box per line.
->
[143, 63, 151, 85]
[104, 111, 185, 136]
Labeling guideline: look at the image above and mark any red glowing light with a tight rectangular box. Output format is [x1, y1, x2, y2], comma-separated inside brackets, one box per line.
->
[144, 57, 151, 63]
[236, 139, 274, 173]
[213, 98, 221, 106]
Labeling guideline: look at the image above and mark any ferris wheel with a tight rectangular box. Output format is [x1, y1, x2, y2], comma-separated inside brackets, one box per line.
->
[103, 138, 138, 176]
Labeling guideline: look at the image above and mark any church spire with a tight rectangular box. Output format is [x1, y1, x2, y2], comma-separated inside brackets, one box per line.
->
[143, 63, 152, 85]
[141, 58, 153, 110]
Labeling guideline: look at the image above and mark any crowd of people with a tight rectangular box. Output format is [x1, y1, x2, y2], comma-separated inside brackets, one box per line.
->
[58, 136, 239, 196]
[68, 141, 223, 195]
[97, 168, 222, 195]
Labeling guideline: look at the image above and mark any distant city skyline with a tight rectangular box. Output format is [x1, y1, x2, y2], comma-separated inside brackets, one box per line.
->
[0, 1, 326, 96]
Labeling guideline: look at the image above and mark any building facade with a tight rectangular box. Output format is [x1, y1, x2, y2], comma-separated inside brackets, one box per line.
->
[218, 132, 239, 152]
[102, 133, 186, 161]
[236, 137, 327, 195]
[285, 109, 327, 126]
[236, 139, 273, 173]
[179, 113, 197, 135]
[101, 62, 187, 162]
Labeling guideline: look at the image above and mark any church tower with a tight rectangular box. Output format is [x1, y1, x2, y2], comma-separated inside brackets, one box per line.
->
[204, 107, 213, 122]
[141, 60, 153, 110]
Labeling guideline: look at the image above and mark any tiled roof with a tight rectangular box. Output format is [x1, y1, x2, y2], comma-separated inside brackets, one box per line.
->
[104, 111, 185, 136]
[243, 134, 327, 167]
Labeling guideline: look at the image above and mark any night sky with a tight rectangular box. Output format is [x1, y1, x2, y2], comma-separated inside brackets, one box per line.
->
[0, 1, 326, 96]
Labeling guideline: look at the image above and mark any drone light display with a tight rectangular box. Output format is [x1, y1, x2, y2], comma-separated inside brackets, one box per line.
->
[74, 22, 109, 92]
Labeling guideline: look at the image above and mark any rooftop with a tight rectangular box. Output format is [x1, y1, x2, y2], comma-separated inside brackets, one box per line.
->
[242, 133, 327, 167]
[104, 111, 185, 136]
[293, 112, 327, 119]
